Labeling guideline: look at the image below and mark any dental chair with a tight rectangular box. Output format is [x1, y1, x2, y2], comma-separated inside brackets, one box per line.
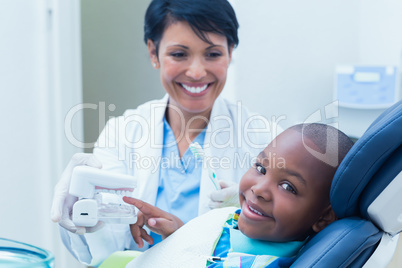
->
[292, 100, 402, 267]
[100, 100, 402, 268]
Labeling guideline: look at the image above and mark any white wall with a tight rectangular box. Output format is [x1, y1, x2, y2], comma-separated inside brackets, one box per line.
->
[228, 0, 360, 128]
[358, 0, 402, 65]
[0, 1, 85, 267]
[227, 0, 402, 137]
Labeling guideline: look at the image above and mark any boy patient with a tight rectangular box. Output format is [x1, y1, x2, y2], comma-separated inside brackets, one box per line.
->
[123, 123, 354, 267]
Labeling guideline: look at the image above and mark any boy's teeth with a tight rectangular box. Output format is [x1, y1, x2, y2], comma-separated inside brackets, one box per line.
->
[249, 206, 263, 216]
[181, 83, 208, 93]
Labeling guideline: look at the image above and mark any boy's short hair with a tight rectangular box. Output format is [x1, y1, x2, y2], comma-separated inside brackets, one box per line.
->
[289, 123, 354, 168]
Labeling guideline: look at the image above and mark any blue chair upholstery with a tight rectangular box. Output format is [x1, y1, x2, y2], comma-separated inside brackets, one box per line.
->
[291, 101, 402, 268]
[331, 101, 402, 218]
[291, 218, 381, 268]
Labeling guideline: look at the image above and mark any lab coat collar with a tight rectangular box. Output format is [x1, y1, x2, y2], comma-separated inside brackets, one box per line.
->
[133, 95, 168, 206]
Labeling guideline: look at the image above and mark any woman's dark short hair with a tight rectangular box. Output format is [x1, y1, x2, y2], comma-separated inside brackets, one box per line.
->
[144, 0, 239, 55]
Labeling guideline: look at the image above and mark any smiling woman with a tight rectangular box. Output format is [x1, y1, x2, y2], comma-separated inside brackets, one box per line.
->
[51, 0, 281, 266]
[148, 21, 233, 129]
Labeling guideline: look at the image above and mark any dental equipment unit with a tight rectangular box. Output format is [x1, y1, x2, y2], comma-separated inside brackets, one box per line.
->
[335, 65, 399, 109]
[69, 166, 137, 227]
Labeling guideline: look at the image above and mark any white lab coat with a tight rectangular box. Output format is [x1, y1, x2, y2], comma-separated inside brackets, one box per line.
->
[60, 94, 280, 266]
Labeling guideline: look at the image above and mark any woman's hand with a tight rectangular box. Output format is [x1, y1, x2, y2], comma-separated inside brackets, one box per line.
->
[123, 197, 184, 248]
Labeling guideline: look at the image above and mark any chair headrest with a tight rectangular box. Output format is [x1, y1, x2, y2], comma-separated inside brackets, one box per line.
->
[330, 101, 402, 222]
[291, 217, 381, 268]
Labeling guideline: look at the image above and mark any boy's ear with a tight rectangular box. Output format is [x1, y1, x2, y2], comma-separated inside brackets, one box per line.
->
[312, 205, 338, 233]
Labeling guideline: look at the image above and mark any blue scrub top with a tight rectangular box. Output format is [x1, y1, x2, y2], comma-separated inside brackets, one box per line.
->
[150, 117, 206, 245]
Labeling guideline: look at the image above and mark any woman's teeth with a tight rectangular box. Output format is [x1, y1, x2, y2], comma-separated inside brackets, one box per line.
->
[181, 83, 208, 93]
[249, 205, 264, 216]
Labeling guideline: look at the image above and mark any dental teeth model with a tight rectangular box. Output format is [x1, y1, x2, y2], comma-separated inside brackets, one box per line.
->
[69, 166, 137, 227]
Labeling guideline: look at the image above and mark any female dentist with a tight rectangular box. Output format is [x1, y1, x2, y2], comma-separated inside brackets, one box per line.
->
[51, 0, 280, 266]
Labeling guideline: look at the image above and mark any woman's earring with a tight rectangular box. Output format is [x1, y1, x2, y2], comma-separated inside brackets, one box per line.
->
[153, 63, 157, 68]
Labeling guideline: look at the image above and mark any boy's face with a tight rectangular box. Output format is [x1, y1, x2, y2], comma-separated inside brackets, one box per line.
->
[238, 129, 335, 242]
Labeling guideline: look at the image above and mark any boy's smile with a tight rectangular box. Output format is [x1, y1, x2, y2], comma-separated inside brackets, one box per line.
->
[243, 199, 273, 219]
[238, 129, 336, 242]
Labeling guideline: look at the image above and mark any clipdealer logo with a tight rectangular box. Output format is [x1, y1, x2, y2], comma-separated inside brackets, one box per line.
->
[63, 100, 341, 167]
[63, 101, 285, 153]
[301, 100, 340, 167]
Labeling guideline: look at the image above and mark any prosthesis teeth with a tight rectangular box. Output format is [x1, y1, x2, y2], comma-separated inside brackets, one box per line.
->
[95, 189, 133, 197]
